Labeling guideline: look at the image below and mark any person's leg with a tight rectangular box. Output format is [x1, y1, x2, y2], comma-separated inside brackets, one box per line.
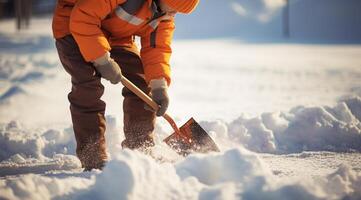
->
[55, 35, 107, 170]
[111, 47, 156, 151]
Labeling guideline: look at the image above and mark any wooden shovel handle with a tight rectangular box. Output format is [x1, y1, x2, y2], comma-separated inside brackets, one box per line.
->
[120, 77, 181, 133]
[121, 77, 159, 110]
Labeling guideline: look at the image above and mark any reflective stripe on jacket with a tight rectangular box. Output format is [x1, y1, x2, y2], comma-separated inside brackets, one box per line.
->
[52, 0, 175, 84]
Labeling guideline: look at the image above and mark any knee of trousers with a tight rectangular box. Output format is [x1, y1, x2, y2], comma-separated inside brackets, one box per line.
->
[123, 96, 156, 141]
[123, 96, 156, 126]
[68, 79, 106, 112]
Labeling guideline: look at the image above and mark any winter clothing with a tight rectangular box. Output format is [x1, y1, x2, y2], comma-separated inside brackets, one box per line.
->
[55, 35, 108, 169]
[53, 0, 199, 169]
[163, 0, 199, 14]
[55, 35, 156, 168]
[149, 78, 169, 116]
[52, 0, 175, 85]
[93, 53, 123, 84]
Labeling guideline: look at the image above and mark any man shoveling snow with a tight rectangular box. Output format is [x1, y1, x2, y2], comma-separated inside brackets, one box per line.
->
[53, 0, 199, 171]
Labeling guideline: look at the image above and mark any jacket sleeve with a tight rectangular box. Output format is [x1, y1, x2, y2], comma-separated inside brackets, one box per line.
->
[140, 19, 175, 85]
[69, 0, 125, 62]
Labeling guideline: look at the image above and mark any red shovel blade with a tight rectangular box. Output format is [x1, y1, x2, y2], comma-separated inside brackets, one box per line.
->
[164, 118, 220, 156]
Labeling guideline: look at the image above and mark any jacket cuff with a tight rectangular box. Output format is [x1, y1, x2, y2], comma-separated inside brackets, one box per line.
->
[149, 78, 168, 90]
[92, 52, 110, 66]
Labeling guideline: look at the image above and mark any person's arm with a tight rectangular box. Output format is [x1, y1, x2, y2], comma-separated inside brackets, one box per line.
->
[69, 0, 126, 62]
[141, 19, 175, 116]
[141, 19, 175, 86]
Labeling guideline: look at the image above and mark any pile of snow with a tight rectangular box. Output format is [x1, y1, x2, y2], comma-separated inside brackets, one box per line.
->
[0, 121, 75, 161]
[0, 173, 94, 200]
[206, 96, 361, 153]
[1, 95, 360, 168]
[1, 148, 361, 200]
[0, 115, 131, 175]
[0, 121, 80, 175]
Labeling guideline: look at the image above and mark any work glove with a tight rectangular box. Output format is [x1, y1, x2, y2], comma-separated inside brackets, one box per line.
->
[93, 52, 122, 84]
[149, 78, 169, 116]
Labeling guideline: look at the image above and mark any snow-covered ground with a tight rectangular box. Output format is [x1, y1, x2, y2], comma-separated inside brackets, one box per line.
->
[1, 17, 361, 200]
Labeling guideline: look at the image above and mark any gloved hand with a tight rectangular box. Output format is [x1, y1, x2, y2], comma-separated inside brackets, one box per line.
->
[149, 78, 169, 116]
[93, 52, 122, 84]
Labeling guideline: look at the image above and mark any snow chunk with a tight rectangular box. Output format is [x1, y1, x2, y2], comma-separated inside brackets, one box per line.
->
[199, 95, 361, 153]
[79, 150, 199, 200]
[278, 102, 361, 152]
[0, 121, 77, 162]
[1, 148, 361, 200]
[7, 154, 27, 164]
[344, 96, 361, 122]
[322, 164, 361, 199]
[0, 121, 46, 161]
[228, 115, 277, 153]
[0, 173, 93, 200]
[176, 147, 272, 185]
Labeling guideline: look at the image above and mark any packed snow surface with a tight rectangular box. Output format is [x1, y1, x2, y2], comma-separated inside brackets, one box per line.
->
[0, 17, 361, 200]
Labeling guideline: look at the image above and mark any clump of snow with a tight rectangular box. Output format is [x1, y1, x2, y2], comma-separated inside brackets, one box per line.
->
[0, 121, 46, 161]
[277, 102, 361, 153]
[176, 147, 272, 185]
[0, 121, 81, 176]
[7, 154, 27, 164]
[75, 148, 361, 200]
[0, 173, 94, 200]
[1, 95, 360, 171]
[2, 147, 361, 200]
[323, 164, 361, 199]
[0, 121, 80, 177]
[228, 115, 277, 153]
[0, 154, 81, 177]
[77, 150, 191, 200]
[41, 128, 76, 158]
[202, 96, 361, 153]
[344, 97, 361, 122]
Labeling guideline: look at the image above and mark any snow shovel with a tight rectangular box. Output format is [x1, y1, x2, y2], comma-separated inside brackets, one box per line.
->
[120, 77, 220, 156]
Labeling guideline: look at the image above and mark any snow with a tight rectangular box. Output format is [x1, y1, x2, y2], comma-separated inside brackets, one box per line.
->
[0, 15, 361, 199]
[2, 148, 361, 200]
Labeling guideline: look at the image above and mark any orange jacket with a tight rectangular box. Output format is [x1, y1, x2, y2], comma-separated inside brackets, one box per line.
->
[52, 0, 175, 85]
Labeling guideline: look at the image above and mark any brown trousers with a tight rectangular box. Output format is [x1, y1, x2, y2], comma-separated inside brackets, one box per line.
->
[55, 35, 155, 169]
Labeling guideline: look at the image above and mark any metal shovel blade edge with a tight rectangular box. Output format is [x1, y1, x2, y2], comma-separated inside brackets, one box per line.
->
[163, 118, 220, 156]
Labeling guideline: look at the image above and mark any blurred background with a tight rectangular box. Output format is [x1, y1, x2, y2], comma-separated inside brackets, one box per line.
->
[176, 0, 361, 43]
[0, 0, 55, 17]
[1, 0, 360, 43]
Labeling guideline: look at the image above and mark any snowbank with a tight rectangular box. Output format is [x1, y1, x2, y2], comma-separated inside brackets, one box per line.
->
[1, 102, 360, 200]
[65, 149, 361, 200]
[1, 96, 360, 167]
[1, 148, 361, 200]
[0, 173, 94, 200]
[206, 96, 361, 153]
[0, 121, 75, 161]
[0, 121, 80, 176]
